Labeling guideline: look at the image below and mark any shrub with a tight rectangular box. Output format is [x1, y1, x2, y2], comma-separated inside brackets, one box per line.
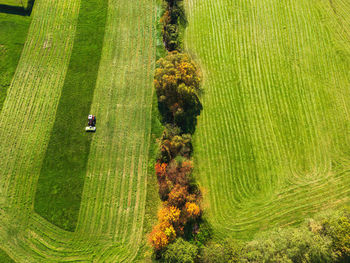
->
[166, 159, 193, 187]
[184, 202, 201, 220]
[154, 51, 202, 132]
[195, 220, 212, 246]
[159, 126, 192, 162]
[319, 208, 350, 261]
[158, 206, 181, 225]
[201, 240, 242, 263]
[163, 238, 199, 263]
[155, 162, 168, 177]
[149, 225, 169, 251]
[167, 185, 189, 207]
[163, 24, 179, 51]
[241, 227, 332, 263]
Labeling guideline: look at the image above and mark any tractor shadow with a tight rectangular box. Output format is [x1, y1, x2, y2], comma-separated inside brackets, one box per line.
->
[0, 0, 35, 16]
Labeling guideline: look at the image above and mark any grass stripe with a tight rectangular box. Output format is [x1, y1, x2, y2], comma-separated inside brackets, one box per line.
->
[185, 0, 350, 240]
[1, 0, 158, 260]
[0, 12, 31, 113]
[34, 0, 109, 232]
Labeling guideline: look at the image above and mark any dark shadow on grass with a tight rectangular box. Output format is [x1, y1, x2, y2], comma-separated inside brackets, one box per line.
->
[0, 0, 35, 16]
[0, 249, 14, 263]
[34, 0, 108, 232]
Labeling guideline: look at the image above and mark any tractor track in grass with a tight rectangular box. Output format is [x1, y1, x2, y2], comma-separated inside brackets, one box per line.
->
[0, 0, 157, 261]
[34, 0, 109, 232]
[185, 0, 350, 240]
[0, 0, 80, 218]
[0, 0, 82, 259]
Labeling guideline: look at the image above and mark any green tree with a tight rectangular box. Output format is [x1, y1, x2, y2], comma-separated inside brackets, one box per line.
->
[163, 238, 198, 263]
[241, 227, 332, 263]
[201, 240, 242, 263]
[320, 208, 350, 261]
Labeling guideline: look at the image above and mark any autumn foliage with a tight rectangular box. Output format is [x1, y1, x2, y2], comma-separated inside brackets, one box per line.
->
[150, 157, 202, 251]
[149, 225, 169, 251]
[161, 0, 184, 51]
[154, 52, 202, 132]
[149, 0, 203, 254]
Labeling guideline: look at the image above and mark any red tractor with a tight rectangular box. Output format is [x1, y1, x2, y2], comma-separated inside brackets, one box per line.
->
[86, 115, 96, 132]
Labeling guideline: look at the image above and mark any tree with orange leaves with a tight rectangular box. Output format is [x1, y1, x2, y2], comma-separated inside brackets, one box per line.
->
[149, 225, 169, 251]
[155, 162, 167, 177]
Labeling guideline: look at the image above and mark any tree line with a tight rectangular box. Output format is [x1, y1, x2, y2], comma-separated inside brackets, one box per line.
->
[160, 207, 350, 263]
[148, 0, 204, 259]
[148, 0, 350, 262]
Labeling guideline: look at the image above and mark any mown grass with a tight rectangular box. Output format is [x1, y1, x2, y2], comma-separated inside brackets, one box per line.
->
[0, 0, 31, 9]
[134, 3, 167, 260]
[0, 12, 30, 112]
[1, 0, 157, 260]
[185, 0, 350, 239]
[34, 0, 108, 231]
[135, 94, 163, 262]
[0, 249, 14, 263]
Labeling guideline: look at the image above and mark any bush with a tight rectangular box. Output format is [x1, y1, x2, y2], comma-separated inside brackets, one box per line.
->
[318, 208, 350, 261]
[201, 240, 242, 263]
[149, 225, 170, 251]
[166, 159, 193, 187]
[163, 238, 199, 263]
[164, 24, 179, 51]
[195, 220, 212, 246]
[167, 185, 189, 207]
[154, 51, 202, 132]
[159, 125, 192, 162]
[241, 227, 332, 263]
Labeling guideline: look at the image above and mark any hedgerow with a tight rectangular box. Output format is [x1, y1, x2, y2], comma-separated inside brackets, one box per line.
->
[149, 0, 204, 259]
[199, 207, 350, 263]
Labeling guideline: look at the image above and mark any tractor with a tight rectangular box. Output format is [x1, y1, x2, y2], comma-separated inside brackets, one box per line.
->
[86, 114, 96, 132]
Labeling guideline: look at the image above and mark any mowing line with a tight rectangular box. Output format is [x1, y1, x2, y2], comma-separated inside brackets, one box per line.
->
[185, 0, 350, 239]
[34, 0, 109, 232]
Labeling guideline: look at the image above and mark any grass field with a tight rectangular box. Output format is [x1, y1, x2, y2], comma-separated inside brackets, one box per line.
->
[0, 0, 31, 9]
[34, 0, 109, 232]
[0, 12, 31, 112]
[0, 249, 14, 263]
[185, 0, 350, 239]
[0, 0, 158, 261]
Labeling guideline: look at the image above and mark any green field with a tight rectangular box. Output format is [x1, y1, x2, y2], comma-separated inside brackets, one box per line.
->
[4, 0, 350, 260]
[185, 0, 350, 239]
[0, 12, 30, 112]
[0, 0, 158, 261]
[0, 0, 31, 8]
[34, 0, 108, 232]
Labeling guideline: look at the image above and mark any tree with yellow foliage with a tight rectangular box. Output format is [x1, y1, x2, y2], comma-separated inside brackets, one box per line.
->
[184, 202, 201, 220]
[154, 51, 202, 132]
[158, 206, 181, 224]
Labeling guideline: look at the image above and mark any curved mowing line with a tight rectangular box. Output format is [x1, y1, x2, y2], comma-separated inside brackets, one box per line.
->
[185, 0, 350, 240]
[34, 0, 109, 232]
[0, 0, 81, 222]
[0, 0, 82, 259]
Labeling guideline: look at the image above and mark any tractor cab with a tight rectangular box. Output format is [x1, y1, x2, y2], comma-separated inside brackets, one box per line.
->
[86, 114, 96, 132]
